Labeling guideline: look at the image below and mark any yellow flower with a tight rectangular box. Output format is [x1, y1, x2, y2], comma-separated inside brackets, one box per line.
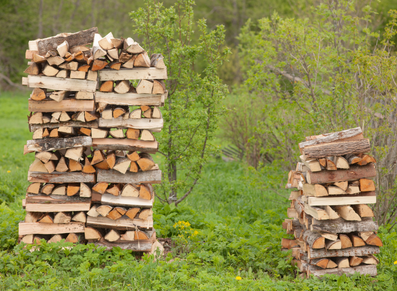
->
[236, 276, 242, 281]
[7, 170, 11, 173]
[394, 261, 397, 265]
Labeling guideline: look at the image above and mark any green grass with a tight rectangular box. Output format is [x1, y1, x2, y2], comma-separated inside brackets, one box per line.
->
[1, 92, 397, 290]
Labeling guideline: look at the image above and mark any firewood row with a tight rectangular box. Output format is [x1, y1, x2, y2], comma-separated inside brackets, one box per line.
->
[29, 148, 157, 174]
[281, 127, 381, 277]
[19, 28, 166, 253]
[27, 181, 153, 198]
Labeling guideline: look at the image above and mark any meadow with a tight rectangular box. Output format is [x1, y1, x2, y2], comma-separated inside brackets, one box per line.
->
[0, 92, 397, 290]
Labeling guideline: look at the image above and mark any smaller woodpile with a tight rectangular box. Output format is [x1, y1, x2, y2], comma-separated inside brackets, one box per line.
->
[20, 27, 167, 252]
[282, 127, 382, 277]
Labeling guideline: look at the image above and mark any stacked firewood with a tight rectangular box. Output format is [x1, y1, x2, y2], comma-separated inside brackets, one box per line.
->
[282, 127, 382, 277]
[20, 27, 167, 252]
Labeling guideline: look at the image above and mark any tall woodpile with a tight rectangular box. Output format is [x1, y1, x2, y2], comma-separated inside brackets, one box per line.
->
[282, 127, 382, 277]
[20, 27, 167, 252]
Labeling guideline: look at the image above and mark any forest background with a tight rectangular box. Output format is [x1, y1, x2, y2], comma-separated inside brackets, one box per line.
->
[1, 0, 397, 290]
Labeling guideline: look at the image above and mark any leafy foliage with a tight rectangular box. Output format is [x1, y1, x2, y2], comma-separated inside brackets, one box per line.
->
[229, 1, 397, 226]
[130, 0, 230, 204]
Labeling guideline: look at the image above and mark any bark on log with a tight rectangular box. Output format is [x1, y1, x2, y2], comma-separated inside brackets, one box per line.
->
[96, 169, 161, 184]
[299, 127, 363, 150]
[306, 164, 376, 184]
[306, 245, 380, 259]
[26, 136, 92, 152]
[310, 217, 378, 233]
[303, 139, 370, 158]
[28, 172, 95, 183]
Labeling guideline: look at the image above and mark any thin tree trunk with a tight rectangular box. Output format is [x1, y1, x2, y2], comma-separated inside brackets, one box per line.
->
[38, 0, 43, 38]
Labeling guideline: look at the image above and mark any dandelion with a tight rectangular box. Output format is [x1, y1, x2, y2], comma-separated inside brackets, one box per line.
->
[236, 276, 242, 281]
[7, 170, 11, 173]
[394, 261, 397, 265]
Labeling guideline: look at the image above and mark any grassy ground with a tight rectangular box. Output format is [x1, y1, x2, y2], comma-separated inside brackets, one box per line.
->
[0, 92, 397, 290]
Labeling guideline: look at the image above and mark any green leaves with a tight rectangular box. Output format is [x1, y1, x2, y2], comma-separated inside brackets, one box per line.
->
[130, 0, 230, 204]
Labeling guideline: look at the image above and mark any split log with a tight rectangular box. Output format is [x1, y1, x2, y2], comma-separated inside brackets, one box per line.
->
[92, 182, 109, 194]
[139, 184, 152, 200]
[302, 230, 325, 249]
[87, 205, 100, 217]
[362, 255, 379, 265]
[42, 64, 59, 77]
[349, 256, 363, 267]
[109, 129, 124, 138]
[79, 183, 91, 197]
[69, 159, 83, 172]
[335, 156, 350, 169]
[82, 157, 96, 174]
[121, 184, 139, 197]
[324, 205, 339, 220]
[302, 184, 328, 197]
[30, 88, 46, 101]
[281, 238, 299, 249]
[113, 108, 126, 119]
[100, 81, 114, 92]
[333, 257, 350, 268]
[139, 209, 151, 220]
[125, 208, 140, 220]
[304, 204, 329, 220]
[107, 209, 123, 220]
[360, 179, 376, 192]
[65, 147, 83, 162]
[67, 184, 80, 196]
[113, 158, 131, 174]
[349, 234, 366, 247]
[24, 62, 40, 75]
[366, 234, 383, 247]
[97, 205, 113, 217]
[339, 234, 353, 249]
[333, 206, 361, 221]
[27, 183, 41, 194]
[352, 204, 374, 218]
[52, 185, 66, 195]
[114, 80, 131, 94]
[150, 53, 166, 69]
[325, 240, 341, 250]
[54, 212, 71, 224]
[134, 52, 151, 67]
[84, 227, 102, 241]
[137, 153, 155, 171]
[334, 181, 348, 191]
[126, 128, 140, 140]
[91, 128, 109, 138]
[72, 212, 86, 223]
[136, 80, 153, 94]
[140, 130, 155, 141]
[106, 184, 121, 196]
[29, 98, 94, 112]
[105, 229, 120, 242]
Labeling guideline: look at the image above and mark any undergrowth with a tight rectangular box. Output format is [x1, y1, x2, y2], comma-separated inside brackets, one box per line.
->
[0, 92, 396, 290]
